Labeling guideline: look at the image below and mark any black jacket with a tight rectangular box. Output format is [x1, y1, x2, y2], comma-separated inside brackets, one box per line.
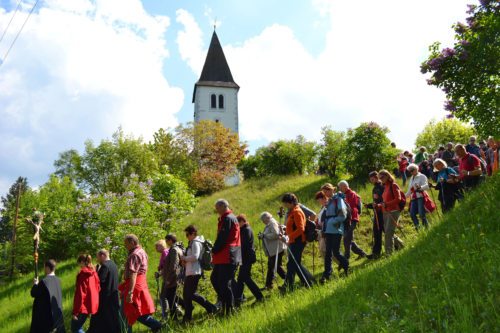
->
[31, 275, 65, 333]
[240, 224, 257, 265]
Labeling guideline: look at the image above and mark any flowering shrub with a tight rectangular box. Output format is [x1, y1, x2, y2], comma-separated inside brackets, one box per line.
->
[70, 173, 195, 264]
[421, 1, 499, 136]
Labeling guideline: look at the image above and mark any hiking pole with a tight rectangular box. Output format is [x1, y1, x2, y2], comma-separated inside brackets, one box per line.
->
[367, 208, 375, 248]
[284, 242, 311, 288]
[312, 238, 315, 276]
[258, 238, 265, 282]
[154, 274, 160, 313]
[428, 187, 442, 219]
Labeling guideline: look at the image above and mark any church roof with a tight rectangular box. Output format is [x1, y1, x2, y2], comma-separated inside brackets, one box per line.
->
[193, 31, 239, 102]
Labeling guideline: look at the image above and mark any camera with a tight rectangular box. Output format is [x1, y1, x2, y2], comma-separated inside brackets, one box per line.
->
[277, 206, 285, 219]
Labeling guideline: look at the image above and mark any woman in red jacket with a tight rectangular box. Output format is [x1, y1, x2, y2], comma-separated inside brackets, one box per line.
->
[72, 254, 100, 333]
[378, 170, 403, 256]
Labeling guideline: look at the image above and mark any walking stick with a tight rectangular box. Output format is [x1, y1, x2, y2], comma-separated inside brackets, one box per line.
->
[283, 241, 311, 288]
[367, 208, 375, 247]
[312, 238, 315, 276]
[428, 187, 442, 219]
[258, 239, 265, 282]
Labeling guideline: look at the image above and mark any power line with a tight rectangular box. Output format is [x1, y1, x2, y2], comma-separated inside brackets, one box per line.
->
[0, 0, 23, 45]
[0, 0, 40, 68]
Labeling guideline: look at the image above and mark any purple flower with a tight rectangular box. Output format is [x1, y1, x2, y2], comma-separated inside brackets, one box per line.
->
[85, 236, 92, 243]
[466, 4, 476, 14]
[455, 22, 467, 34]
[427, 56, 445, 70]
[112, 245, 120, 252]
[460, 50, 469, 60]
[104, 237, 112, 245]
[479, 0, 490, 6]
[124, 191, 134, 198]
[459, 40, 470, 47]
[444, 100, 457, 112]
[426, 78, 435, 85]
[441, 48, 456, 58]
[446, 114, 455, 119]
[146, 179, 153, 186]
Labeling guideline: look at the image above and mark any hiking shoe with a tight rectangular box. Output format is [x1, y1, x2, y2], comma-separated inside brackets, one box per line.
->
[366, 254, 380, 260]
[356, 253, 367, 260]
[319, 276, 330, 285]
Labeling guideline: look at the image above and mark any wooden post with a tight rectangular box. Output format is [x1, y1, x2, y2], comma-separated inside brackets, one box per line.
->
[9, 183, 21, 278]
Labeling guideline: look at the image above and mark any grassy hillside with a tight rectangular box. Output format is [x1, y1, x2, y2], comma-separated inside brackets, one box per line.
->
[0, 173, 474, 332]
[182, 174, 500, 332]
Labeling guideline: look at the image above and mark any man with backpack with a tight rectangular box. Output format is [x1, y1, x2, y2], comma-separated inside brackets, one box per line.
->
[162, 234, 184, 320]
[338, 180, 367, 260]
[211, 199, 241, 316]
[465, 136, 481, 158]
[365, 171, 385, 260]
[455, 144, 483, 190]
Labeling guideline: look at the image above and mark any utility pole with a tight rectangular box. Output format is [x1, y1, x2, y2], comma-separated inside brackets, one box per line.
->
[9, 182, 21, 278]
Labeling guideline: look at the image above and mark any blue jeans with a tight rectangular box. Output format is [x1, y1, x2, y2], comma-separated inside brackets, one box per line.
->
[71, 314, 88, 333]
[127, 315, 162, 332]
[410, 197, 428, 229]
[285, 239, 313, 289]
[323, 233, 348, 279]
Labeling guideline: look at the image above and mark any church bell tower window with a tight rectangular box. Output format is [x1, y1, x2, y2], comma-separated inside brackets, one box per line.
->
[211, 94, 217, 109]
[218, 95, 224, 109]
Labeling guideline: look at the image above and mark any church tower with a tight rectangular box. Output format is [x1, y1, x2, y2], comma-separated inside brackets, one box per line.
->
[192, 31, 239, 135]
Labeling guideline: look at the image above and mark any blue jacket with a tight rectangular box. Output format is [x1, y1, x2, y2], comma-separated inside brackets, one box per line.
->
[322, 193, 347, 235]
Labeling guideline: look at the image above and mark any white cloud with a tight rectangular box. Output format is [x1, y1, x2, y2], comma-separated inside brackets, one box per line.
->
[0, 0, 183, 195]
[176, 9, 204, 75]
[176, 0, 471, 152]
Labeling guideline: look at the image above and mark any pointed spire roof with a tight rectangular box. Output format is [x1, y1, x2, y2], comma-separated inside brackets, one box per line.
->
[193, 31, 239, 102]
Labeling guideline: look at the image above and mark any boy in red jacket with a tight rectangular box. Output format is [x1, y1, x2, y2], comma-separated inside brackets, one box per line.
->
[72, 254, 100, 333]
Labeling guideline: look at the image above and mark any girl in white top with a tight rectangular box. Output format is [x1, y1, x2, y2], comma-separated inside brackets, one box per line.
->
[405, 164, 430, 229]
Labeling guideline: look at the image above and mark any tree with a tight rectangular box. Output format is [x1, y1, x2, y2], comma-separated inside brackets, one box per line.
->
[421, 1, 499, 137]
[415, 118, 476, 152]
[318, 126, 346, 178]
[174, 121, 247, 194]
[240, 136, 318, 179]
[54, 128, 158, 194]
[344, 122, 397, 180]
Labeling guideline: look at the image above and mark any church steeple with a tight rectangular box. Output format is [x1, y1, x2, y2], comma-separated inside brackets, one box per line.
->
[192, 31, 239, 102]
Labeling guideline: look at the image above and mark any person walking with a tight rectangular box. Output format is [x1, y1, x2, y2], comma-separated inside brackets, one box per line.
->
[465, 136, 481, 158]
[71, 255, 100, 333]
[280, 193, 315, 291]
[430, 158, 460, 213]
[258, 212, 286, 290]
[119, 234, 162, 332]
[233, 214, 264, 306]
[455, 144, 483, 190]
[338, 180, 367, 260]
[316, 191, 349, 283]
[399, 156, 409, 186]
[180, 225, 217, 324]
[211, 199, 242, 316]
[442, 143, 457, 168]
[414, 147, 428, 165]
[378, 170, 403, 256]
[88, 249, 120, 333]
[31, 260, 65, 333]
[162, 234, 184, 320]
[153, 240, 169, 319]
[405, 164, 430, 230]
[365, 171, 385, 260]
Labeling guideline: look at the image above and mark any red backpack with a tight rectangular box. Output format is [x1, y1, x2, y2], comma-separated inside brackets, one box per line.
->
[390, 183, 407, 211]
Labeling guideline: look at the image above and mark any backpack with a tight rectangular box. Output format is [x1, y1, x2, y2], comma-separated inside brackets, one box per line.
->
[304, 219, 318, 242]
[193, 239, 214, 271]
[468, 154, 487, 175]
[390, 183, 407, 211]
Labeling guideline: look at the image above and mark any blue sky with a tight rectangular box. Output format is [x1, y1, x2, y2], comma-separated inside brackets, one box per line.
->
[0, 0, 471, 195]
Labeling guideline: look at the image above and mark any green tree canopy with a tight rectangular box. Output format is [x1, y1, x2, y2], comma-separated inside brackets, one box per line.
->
[421, 1, 499, 137]
[415, 118, 476, 153]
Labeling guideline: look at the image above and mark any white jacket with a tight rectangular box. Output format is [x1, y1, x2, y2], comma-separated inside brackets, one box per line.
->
[262, 219, 286, 257]
[406, 172, 429, 199]
[183, 236, 204, 276]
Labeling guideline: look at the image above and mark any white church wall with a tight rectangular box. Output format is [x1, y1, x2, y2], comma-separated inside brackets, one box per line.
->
[194, 86, 239, 134]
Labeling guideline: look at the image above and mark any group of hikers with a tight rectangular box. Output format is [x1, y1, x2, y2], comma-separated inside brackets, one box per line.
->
[30, 136, 499, 333]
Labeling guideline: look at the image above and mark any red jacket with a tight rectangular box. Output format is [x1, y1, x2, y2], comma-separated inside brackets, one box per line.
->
[382, 181, 401, 212]
[286, 205, 306, 244]
[344, 189, 361, 222]
[119, 274, 155, 325]
[212, 210, 242, 265]
[73, 266, 100, 315]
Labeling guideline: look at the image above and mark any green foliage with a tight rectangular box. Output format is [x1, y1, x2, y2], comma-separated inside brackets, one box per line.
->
[70, 173, 194, 266]
[421, 1, 499, 137]
[318, 126, 346, 178]
[415, 118, 476, 152]
[344, 122, 397, 180]
[240, 136, 318, 179]
[54, 128, 158, 194]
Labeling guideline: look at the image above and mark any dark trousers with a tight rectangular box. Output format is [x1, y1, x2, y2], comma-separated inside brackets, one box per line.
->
[130, 315, 161, 332]
[183, 275, 215, 321]
[266, 252, 286, 287]
[372, 210, 384, 256]
[210, 264, 237, 313]
[162, 285, 182, 318]
[438, 183, 457, 213]
[343, 221, 366, 259]
[233, 263, 263, 302]
[324, 233, 348, 278]
[71, 314, 88, 333]
[285, 239, 314, 289]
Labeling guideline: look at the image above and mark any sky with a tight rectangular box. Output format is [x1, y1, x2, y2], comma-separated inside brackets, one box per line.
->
[0, 0, 472, 195]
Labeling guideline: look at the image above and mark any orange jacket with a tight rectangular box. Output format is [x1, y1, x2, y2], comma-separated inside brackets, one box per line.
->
[286, 205, 306, 244]
[382, 181, 401, 212]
